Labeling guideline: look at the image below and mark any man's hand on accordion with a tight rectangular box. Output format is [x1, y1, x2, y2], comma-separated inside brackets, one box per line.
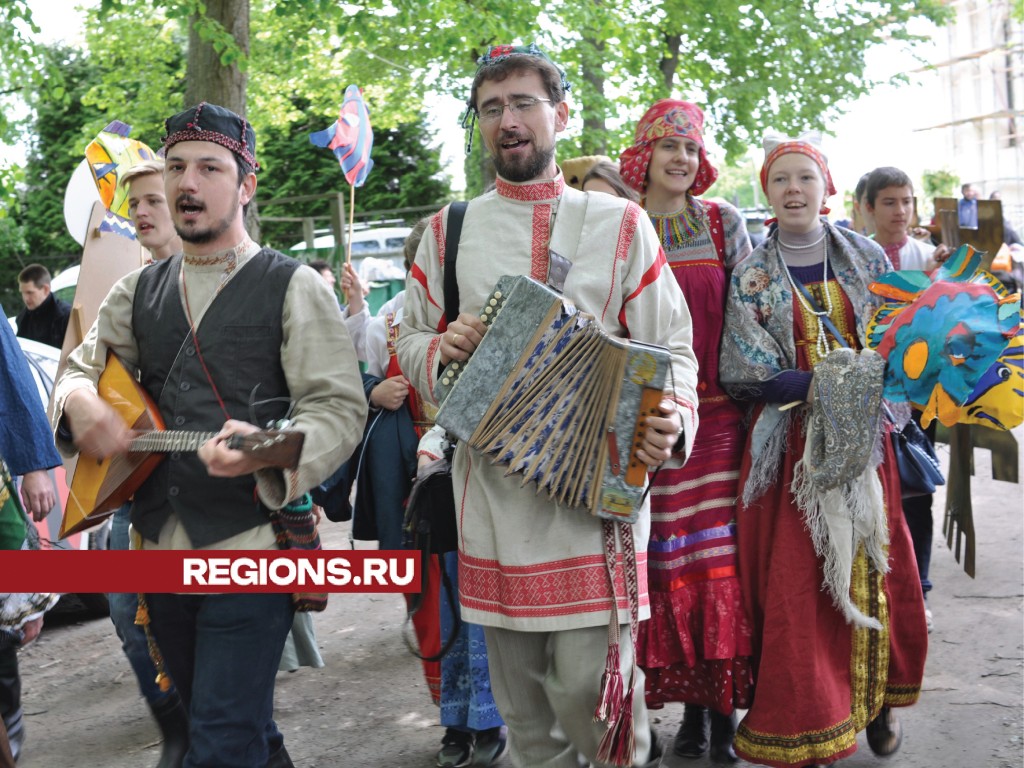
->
[638, 400, 684, 469]
[440, 312, 488, 366]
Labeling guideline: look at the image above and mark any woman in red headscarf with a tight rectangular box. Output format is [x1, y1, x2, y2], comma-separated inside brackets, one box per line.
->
[718, 132, 928, 767]
[620, 100, 754, 764]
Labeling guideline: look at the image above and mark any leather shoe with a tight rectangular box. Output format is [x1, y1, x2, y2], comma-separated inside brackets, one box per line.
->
[708, 710, 739, 764]
[866, 706, 903, 756]
[150, 694, 189, 768]
[672, 704, 708, 758]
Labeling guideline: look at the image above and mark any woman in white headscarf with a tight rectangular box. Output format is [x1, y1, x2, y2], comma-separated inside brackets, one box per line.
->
[719, 132, 928, 768]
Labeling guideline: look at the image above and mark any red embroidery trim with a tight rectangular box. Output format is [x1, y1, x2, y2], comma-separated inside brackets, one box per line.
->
[496, 176, 564, 202]
[530, 204, 551, 280]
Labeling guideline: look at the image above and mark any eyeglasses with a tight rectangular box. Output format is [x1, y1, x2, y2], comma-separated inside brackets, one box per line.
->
[477, 97, 552, 123]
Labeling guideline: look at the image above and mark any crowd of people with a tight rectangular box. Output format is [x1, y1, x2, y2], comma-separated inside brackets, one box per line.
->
[1, 41, 1020, 768]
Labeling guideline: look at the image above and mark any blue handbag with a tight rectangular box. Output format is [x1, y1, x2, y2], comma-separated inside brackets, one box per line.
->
[890, 416, 945, 497]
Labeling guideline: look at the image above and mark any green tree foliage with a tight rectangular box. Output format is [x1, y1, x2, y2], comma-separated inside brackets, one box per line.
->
[258, 106, 453, 250]
[704, 158, 765, 210]
[0, 1, 68, 209]
[0, 216, 29, 314]
[922, 168, 960, 203]
[565, 0, 951, 159]
[356, 121, 452, 212]
[80, 4, 187, 147]
[350, 0, 948, 162]
[21, 45, 100, 262]
[3, 0, 952, 248]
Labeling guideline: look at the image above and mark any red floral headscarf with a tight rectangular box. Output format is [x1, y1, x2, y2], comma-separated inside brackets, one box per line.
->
[619, 100, 718, 196]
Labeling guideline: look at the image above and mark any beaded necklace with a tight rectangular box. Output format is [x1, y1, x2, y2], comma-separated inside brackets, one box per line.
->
[647, 196, 706, 252]
[778, 235, 837, 359]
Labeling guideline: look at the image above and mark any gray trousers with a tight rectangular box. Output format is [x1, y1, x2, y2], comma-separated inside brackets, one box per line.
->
[483, 624, 652, 768]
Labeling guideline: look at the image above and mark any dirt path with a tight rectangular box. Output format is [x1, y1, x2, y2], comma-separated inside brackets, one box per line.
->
[14, 447, 1023, 767]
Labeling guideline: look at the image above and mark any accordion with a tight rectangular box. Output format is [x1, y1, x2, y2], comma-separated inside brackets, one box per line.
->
[433, 275, 671, 523]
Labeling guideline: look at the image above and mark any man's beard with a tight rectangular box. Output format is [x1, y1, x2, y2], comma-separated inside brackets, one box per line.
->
[492, 135, 556, 183]
[176, 215, 235, 245]
[174, 191, 240, 244]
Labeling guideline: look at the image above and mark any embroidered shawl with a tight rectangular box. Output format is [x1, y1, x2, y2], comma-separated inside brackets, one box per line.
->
[719, 221, 892, 503]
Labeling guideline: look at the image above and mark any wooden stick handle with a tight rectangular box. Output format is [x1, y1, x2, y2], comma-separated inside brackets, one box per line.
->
[346, 184, 355, 265]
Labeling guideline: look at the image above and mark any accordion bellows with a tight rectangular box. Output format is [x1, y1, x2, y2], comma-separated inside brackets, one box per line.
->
[433, 275, 670, 523]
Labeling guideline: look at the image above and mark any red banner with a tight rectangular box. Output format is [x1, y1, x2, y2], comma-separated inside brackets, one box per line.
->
[0, 550, 420, 593]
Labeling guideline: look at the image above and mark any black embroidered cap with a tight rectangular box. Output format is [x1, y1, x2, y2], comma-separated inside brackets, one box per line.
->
[162, 102, 259, 171]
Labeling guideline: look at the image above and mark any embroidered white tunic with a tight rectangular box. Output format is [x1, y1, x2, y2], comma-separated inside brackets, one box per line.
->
[396, 174, 700, 632]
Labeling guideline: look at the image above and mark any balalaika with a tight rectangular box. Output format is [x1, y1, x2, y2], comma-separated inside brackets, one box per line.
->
[61, 351, 304, 538]
[432, 275, 670, 524]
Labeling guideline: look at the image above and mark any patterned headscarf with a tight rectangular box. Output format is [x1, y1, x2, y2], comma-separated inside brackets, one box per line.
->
[759, 130, 836, 204]
[619, 100, 718, 196]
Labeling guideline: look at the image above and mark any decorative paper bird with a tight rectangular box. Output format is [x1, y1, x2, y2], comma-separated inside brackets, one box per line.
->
[85, 120, 156, 239]
[867, 244, 1021, 427]
[309, 85, 374, 188]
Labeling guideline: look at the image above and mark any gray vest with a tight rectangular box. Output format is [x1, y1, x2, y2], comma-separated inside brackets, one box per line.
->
[131, 250, 299, 547]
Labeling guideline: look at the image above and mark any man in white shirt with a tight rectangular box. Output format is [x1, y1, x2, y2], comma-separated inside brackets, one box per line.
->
[397, 44, 699, 768]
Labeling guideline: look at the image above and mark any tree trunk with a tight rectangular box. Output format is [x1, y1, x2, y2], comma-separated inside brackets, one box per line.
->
[659, 33, 681, 93]
[184, 0, 258, 239]
[580, 36, 607, 156]
[184, 0, 249, 112]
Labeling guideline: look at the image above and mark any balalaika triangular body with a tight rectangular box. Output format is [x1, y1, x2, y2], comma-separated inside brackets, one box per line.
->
[61, 352, 304, 538]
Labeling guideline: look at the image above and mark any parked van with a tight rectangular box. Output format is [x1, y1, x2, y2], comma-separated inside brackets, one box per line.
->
[288, 226, 410, 278]
[289, 226, 410, 257]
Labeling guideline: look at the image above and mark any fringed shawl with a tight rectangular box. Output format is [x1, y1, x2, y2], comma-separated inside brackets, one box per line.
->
[792, 347, 889, 628]
[719, 221, 891, 504]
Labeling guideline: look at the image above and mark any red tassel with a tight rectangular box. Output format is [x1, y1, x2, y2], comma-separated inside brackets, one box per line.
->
[593, 643, 623, 723]
[596, 686, 635, 767]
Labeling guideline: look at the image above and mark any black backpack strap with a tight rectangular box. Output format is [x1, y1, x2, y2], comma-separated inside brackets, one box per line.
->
[400, 201, 468, 662]
[443, 201, 468, 325]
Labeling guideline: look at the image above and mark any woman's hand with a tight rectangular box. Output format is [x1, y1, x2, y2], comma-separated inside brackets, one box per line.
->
[370, 376, 410, 411]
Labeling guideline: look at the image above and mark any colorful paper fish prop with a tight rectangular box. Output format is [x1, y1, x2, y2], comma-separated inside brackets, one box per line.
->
[309, 85, 374, 187]
[84, 120, 156, 239]
[867, 244, 1021, 427]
